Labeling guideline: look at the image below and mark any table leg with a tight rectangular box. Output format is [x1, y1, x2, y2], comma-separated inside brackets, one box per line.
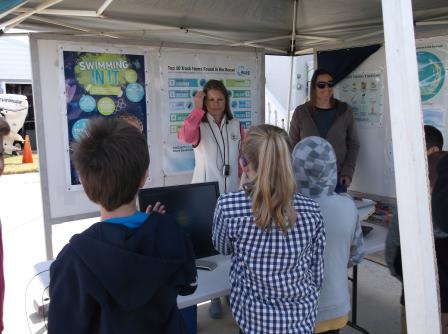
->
[347, 265, 370, 334]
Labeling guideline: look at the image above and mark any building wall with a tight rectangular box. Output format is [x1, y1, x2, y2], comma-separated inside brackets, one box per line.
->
[0, 36, 32, 83]
[265, 55, 313, 129]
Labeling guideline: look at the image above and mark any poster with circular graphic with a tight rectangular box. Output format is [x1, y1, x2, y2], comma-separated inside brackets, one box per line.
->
[416, 39, 448, 150]
[63, 50, 148, 187]
[417, 51, 446, 102]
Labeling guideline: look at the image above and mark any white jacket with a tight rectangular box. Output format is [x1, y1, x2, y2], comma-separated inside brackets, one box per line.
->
[192, 113, 241, 194]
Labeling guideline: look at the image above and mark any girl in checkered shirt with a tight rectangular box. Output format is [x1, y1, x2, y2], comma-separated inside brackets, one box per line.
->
[212, 124, 326, 334]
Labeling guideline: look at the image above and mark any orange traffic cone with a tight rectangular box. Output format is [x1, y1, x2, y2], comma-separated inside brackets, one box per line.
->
[22, 135, 33, 164]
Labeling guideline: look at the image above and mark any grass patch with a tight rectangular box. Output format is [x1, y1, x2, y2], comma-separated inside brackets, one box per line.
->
[3, 153, 39, 175]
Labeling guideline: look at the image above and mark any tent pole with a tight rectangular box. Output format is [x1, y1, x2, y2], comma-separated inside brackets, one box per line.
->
[381, 0, 441, 333]
[25, 15, 120, 39]
[286, 56, 295, 131]
[229, 33, 339, 47]
[2, 16, 27, 33]
[295, 48, 313, 55]
[0, 0, 63, 31]
[286, 0, 298, 129]
[97, 0, 114, 16]
[183, 28, 288, 54]
[345, 30, 384, 42]
[15, 8, 100, 17]
[416, 20, 448, 26]
[290, 0, 298, 54]
[229, 34, 291, 46]
[45, 222, 54, 260]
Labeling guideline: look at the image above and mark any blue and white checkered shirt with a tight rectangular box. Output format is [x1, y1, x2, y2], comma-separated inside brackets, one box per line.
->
[213, 190, 325, 334]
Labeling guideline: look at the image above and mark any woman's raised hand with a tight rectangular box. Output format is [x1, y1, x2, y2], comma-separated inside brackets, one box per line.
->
[194, 91, 206, 110]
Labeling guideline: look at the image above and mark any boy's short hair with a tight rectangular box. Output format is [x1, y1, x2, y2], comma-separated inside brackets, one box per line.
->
[71, 117, 149, 211]
[424, 125, 444, 151]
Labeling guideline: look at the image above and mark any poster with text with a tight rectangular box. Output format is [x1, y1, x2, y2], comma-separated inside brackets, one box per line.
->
[416, 39, 448, 144]
[160, 52, 261, 175]
[335, 71, 384, 127]
[61, 49, 148, 189]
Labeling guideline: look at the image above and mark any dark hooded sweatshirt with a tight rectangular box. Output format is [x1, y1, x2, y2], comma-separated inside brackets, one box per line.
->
[48, 212, 197, 334]
[387, 153, 448, 311]
[433, 154, 448, 234]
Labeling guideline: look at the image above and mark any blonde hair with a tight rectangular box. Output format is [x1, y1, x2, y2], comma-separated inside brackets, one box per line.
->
[242, 124, 297, 233]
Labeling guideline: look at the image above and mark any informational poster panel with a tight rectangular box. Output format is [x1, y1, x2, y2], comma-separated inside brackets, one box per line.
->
[336, 70, 385, 127]
[59, 46, 149, 190]
[332, 38, 448, 200]
[30, 35, 264, 228]
[416, 37, 448, 147]
[333, 47, 395, 199]
[159, 51, 262, 175]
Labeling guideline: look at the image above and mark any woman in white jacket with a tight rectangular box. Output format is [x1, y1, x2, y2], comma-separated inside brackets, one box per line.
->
[178, 79, 244, 194]
[178, 80, 244, 317]
[292, 136, 364, 334]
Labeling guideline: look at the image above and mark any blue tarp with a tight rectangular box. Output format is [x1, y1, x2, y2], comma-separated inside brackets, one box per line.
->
[0, 0, 27, 14]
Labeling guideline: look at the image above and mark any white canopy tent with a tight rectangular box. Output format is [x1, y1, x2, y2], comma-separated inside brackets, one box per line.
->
[0, 0, 446, 54]
[1, 1, 447, 333]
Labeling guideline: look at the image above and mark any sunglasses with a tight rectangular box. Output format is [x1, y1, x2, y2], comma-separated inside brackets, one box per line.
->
[316, 81, 334, 89]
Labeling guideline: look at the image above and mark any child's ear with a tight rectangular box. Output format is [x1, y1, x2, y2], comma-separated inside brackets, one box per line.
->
[427, 146, 438, 156]
[239, 158, 246, 171]
[139, 170, 149, 188]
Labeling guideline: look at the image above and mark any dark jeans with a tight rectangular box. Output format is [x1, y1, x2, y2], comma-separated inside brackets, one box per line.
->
[335, 180, 347, 193]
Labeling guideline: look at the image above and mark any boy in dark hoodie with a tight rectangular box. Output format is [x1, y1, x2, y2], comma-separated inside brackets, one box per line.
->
[386, 125, 448, 333]
[48, 118, 197, 334]
[433, 154, 448, 234]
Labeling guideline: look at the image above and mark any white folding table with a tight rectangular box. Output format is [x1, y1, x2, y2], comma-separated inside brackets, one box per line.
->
[33, 198, 385, 332]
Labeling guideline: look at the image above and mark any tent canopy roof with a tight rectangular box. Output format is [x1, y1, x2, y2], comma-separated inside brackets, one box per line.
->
[1, 0, 448, 54]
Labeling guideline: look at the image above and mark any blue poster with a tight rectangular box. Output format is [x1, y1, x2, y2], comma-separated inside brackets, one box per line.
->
[416, 39, 448, 150]
[417, 51, 446, 102]
[63, 51, 147, 186]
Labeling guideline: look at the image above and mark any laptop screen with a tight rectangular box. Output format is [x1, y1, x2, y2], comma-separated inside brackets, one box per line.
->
[138, 182, 220, 259]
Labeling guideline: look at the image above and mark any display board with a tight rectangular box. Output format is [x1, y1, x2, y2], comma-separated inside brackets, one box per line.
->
[333, 46, 396, 200]
[158, 50, 262, 175]
[337, 70, 385, 127]
[30, 35, 264, 227]
[59, 46, 149, 190]
[416, 37, 448, 145]
[333, 37, 448, 200]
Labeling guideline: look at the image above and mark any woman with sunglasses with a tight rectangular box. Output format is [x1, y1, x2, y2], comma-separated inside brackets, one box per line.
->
[213, 124, 325, 333]
[178, 79, 244, 318]
[289, 69, 359, 192]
